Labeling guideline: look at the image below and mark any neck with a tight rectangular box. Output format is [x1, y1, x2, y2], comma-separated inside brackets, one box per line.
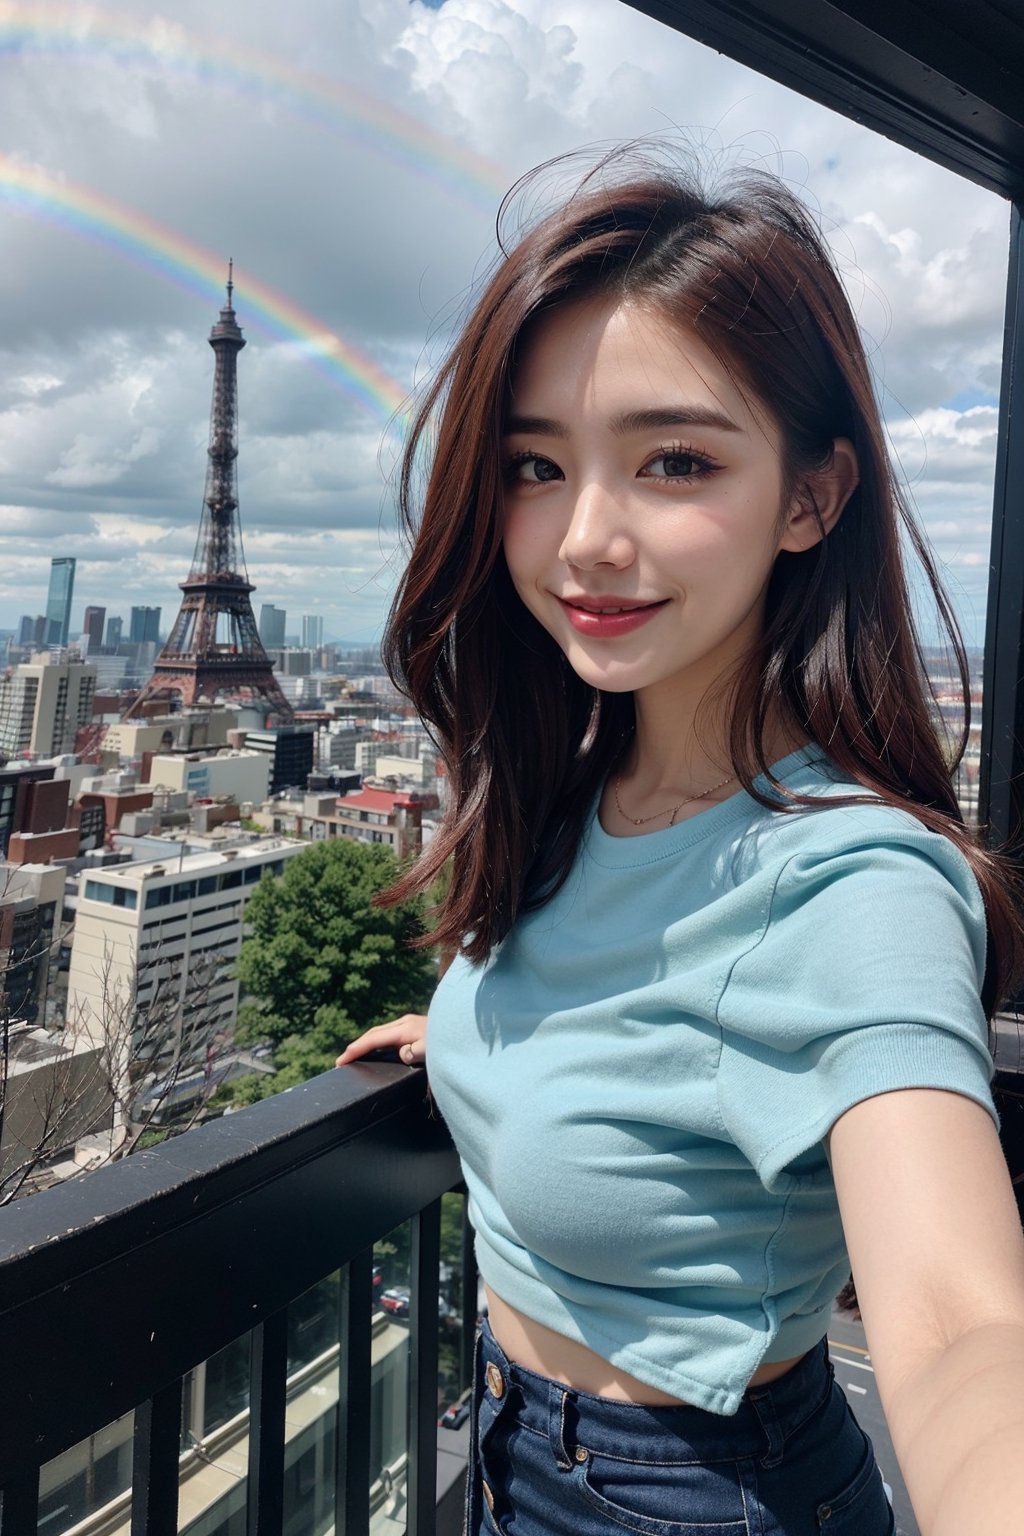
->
[626, 682, 733, 797]
[620, 682, 797, 812]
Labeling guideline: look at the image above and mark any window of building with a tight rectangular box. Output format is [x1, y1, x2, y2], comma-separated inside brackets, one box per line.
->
[83, 880, 138, 910]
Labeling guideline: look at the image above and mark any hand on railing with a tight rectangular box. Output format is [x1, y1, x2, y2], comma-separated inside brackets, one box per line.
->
[335, 1014, 428, 1070]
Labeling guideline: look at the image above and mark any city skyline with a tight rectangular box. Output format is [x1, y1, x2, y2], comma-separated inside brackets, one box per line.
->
[0, 1, 1012, 648]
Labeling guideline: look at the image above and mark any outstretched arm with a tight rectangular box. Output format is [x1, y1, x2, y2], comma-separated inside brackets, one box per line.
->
[830, 1087, 1024, 1536]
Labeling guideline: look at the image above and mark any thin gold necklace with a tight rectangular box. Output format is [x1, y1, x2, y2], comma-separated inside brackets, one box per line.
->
[613, 770, 736, 827]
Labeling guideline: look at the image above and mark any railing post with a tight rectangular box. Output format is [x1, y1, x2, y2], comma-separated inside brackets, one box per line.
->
[981, 200, 1024, 854]
[247, 1309, 289, 1536]
[336, 1250, 373, 1535]
[409, 1199, 442, 1536]
[0, 1473, 40, 1536]
[131, 1382, 184, 1536]
[460, 1194, 479, 1395]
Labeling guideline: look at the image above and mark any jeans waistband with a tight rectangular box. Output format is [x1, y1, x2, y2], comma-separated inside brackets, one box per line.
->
[477, 1313, 833, 1465]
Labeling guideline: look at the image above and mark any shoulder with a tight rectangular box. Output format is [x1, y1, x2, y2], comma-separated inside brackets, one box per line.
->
[749, 752, 982, 913]
[711, 754, 989, 1004]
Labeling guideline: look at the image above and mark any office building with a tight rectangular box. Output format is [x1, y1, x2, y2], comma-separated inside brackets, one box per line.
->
[259, 604, 287, 650]
[0, 655, 97, 759]
[17, 616, 36, 647]
[0, 861, 65, 1028]
[0, 762, 87, 865]
[0, 764, 58, 857]
[83, 607, 106, 654]
[68, 838, 306, 1069]
[146, 749, 270, 806]
[301, 614, 324, 649]
[241, 725, 315, 794]
[44, 558, 76, 648]
[129, 606, 161, 645]
[105, 616, 123, 649]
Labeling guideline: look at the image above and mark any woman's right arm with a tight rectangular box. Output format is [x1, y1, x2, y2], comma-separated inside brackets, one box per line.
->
[335, 1013, 429, 1069]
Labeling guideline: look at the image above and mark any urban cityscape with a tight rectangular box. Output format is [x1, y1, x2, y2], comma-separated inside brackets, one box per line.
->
[0, 280, 454, 1536]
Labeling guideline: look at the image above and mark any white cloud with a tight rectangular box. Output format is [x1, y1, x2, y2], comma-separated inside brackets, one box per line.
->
[0, 0, 1011, 647]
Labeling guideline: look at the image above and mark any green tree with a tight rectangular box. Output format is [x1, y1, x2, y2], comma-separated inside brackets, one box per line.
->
[231, 839, 435, 1100]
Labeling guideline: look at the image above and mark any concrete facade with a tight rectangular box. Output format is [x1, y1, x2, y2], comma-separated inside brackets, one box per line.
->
[147, 750, 270, 806]
[0, 655, 97, 759]
[67, 839, 305, 1066]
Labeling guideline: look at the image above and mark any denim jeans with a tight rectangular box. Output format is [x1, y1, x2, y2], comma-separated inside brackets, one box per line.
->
[465, 1315, 895, 1535]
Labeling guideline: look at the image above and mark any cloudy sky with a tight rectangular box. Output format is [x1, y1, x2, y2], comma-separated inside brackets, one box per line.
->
[0, 0, 1010, 647]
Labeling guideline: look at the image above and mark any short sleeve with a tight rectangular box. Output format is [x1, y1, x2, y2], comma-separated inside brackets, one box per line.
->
[715, 824, 997, 1191]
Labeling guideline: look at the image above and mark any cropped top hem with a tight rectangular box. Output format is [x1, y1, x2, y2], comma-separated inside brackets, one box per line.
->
[475, 1241, 807, 1417]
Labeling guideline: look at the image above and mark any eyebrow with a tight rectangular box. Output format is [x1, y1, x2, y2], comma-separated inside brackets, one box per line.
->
[503, 406, 743, 437]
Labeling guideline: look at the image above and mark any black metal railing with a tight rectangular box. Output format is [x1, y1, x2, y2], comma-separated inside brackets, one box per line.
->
[0, 1062, 472, 1536]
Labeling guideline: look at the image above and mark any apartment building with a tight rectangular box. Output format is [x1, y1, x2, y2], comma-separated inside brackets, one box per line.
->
[0, 861, 65, 1029]
[0, 654, 97, 758]
[67, 839, 306, 1074]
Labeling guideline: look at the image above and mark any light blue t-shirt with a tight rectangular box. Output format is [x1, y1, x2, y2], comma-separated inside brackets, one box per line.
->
[426, 749, 997, 1415]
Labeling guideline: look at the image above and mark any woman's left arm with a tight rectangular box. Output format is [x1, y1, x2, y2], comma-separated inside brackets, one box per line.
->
[830, 1087, 1024, 1536]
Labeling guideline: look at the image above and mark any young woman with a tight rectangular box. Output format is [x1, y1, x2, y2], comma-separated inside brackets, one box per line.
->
[338, 152, 1024, 1536]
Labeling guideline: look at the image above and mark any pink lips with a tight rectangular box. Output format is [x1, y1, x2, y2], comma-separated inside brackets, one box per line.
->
[559, 597, 667, 637]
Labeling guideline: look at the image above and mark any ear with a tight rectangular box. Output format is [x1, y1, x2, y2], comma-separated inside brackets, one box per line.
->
[778, 437, 859, 553]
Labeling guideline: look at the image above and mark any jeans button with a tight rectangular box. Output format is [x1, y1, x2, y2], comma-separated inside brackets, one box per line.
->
[574, 1446, 588, 1464]
[485, 1362, 506, 1399]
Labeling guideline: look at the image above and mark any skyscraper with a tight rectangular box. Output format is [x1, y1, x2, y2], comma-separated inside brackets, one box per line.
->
[129, 606, 162, 644]
[45, 558, 76, 648]
[83, 606, 106, 653]
[301, 614, 324, 649]
[259, 604, 287, 649]
[105, 616, 123, 649]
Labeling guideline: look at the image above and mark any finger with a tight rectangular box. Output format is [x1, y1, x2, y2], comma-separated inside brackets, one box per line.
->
[335, 1027, 403, 1066]
[336, 1019, 423, 1067]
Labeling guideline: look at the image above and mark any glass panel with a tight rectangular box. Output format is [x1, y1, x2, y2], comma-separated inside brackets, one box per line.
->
[371, 1218, 412, 1535]
[174, 1332, 253, 1534]
[37, 1410, 135, 1536]
[281, 1271, 342, 1536]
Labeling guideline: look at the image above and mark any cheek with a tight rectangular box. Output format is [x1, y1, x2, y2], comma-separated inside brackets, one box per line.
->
[501, 506, 546, 592]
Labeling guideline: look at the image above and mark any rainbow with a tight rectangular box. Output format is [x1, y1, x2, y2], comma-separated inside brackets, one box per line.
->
[0, 2, 510, 214]
[0, 151, 412, 423]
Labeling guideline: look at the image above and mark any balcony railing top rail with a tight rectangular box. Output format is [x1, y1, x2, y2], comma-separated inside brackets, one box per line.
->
[0, 1063, 463, 1533]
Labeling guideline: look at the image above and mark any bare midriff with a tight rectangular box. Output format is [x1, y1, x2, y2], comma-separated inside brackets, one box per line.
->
[484, 1285, 807, 1406]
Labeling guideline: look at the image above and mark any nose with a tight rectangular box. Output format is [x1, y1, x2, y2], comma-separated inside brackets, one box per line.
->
[558, 480, 635, 570]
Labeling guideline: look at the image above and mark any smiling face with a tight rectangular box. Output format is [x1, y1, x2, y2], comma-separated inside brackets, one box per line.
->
[500, 295, 824, 716]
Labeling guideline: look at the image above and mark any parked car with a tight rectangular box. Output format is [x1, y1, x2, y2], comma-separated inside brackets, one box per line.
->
[439, 1400, 471, 1430]
[380, 1287, 411, 1317]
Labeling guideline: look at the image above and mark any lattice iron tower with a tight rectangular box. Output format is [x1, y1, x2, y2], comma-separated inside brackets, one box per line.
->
[124, 267, 293, 722]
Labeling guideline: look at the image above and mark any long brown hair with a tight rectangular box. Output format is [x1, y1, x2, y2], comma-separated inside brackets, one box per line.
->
[382, 151, 1020, 1012]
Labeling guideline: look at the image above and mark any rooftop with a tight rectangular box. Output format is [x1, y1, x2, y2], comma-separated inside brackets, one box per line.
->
[79, 837, 299, 887]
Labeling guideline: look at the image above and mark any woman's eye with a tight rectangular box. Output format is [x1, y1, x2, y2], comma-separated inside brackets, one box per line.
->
[642, 451, 709, 479]
[505, 453, 562, 484]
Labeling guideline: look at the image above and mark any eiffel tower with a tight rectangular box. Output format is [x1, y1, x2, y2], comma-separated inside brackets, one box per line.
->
[124, 266, 293, 722]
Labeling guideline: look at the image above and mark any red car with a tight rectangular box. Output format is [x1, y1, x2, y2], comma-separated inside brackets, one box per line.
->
[380, 1287, 410, 1317]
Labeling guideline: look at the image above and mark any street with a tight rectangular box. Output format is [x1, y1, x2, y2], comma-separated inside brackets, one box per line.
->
[828, 1310, 917, 1536]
